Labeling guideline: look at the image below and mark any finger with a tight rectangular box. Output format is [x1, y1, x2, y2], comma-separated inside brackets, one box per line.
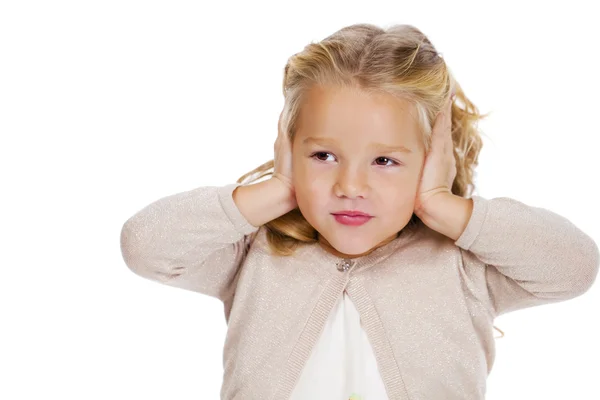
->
[431, 102, 451, 146]
[445, 94, 453, 113]
[442, 94, 453, 115]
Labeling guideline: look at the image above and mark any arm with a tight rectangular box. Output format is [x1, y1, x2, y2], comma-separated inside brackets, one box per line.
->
[120, 178, 297, 302]
[417, 193, 600, 317]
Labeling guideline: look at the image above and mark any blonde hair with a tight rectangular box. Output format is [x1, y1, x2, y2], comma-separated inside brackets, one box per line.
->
[236, 23, 504, 339]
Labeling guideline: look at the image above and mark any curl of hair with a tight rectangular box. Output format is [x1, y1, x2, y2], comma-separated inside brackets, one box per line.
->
[236, 23, 503, 339]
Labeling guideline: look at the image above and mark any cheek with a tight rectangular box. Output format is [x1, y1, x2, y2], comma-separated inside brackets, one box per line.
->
[294, 177, 327, 212]
[294, 161, 325, 189]
[292, 155, 314, 179]
[378, 174, 420, 204]
[382, 188, 415, 207]
[299, 179, 326, 204]
[376, 171, 417, 190]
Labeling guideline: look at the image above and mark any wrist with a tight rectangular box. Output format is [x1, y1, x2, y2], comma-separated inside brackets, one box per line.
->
[272, 172, 294, 193]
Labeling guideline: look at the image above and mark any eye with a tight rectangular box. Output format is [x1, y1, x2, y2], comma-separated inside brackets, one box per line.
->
[311, 152, 335, 162]
[310, 152, 401, 167]
[375, 157, 399, 166]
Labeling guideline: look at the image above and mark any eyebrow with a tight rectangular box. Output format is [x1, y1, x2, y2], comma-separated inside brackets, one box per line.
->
[302, 136, 413, 154]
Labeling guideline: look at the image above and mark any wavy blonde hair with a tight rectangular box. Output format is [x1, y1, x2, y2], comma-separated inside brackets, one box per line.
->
[236, 23, 504, 338]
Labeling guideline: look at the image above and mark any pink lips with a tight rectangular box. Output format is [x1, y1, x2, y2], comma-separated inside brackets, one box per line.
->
[332, 211, 373, 226]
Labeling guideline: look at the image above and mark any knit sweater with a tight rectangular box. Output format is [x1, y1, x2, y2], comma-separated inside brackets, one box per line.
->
[119, 182, 599, 399]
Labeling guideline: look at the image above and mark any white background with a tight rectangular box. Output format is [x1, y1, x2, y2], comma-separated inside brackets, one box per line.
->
[1, 0, 599, 398]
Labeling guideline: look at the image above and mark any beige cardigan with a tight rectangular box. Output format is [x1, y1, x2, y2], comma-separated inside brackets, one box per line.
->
[120, 182, 599, 399]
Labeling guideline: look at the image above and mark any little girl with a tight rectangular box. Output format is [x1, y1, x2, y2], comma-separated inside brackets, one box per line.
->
[120, 23, 599, 400]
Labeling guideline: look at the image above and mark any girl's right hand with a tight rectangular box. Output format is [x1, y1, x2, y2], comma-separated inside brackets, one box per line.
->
[273, 110, 295, 195]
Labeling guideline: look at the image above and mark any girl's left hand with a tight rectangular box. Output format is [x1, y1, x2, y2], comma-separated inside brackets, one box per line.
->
[413, 93, 457, 215]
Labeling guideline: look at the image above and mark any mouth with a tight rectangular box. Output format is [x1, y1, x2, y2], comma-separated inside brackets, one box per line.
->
[331, 210, 373, 217]
[331, 212, 373, 226]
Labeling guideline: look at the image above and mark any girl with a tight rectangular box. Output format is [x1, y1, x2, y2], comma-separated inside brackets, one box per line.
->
[120, 23, 599, 400]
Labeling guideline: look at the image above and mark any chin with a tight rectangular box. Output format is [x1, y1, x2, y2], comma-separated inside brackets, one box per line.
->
[324, 231, 379, 255]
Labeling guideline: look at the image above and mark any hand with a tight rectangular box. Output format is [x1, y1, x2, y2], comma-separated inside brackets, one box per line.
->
[414, 93, 457, 215]
[273, 110, 295, 195]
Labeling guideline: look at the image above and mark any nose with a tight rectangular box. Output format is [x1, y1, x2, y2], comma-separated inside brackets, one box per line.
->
[334, 166, 369, 199]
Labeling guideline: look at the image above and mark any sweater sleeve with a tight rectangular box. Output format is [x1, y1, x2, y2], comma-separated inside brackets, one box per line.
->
[119, 182, 260, 303]
[455, 195, 599, 318]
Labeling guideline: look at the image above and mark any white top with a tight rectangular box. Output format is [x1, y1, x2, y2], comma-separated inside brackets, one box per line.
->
[290, 290, 389, 400]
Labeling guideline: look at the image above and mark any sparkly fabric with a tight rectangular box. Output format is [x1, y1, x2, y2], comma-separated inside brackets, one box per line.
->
[289, 291, 388, 400]
[120, 182, 599, 400]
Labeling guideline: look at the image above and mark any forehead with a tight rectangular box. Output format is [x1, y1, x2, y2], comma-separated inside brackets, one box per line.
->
[296, 84, 421, 147]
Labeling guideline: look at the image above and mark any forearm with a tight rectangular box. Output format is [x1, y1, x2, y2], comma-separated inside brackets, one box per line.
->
[233, 177, 297, 227]
[415, 193, 474, 241]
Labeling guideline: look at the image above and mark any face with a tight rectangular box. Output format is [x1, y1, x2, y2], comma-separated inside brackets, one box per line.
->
[291, 84, 426, 259]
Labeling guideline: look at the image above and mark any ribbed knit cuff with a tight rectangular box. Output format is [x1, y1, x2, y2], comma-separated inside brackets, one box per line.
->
[454, 195, 489, 251]
[217, 183, 261, 236]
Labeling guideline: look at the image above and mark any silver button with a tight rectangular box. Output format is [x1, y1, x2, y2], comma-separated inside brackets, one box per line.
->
[336, 258, 354, 272]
